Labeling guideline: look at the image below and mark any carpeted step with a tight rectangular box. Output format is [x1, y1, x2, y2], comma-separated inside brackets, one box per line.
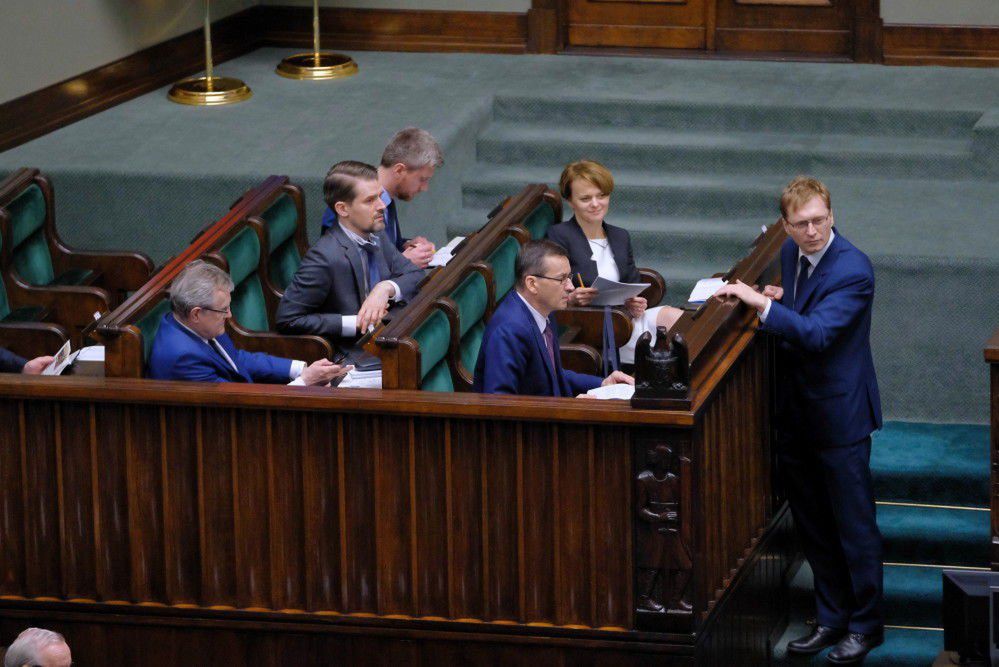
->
[773, 624, 943, 666]
[883, 564, 956, 629]
[878, 503, 989, 568]
[492, 95, 981, 140]
[477, 122, 977, 180]
[871, 422, 989, 507]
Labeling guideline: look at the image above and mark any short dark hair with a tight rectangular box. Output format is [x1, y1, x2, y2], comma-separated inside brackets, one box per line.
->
[323, 160, 378, 210]
[516, 240, 568, 288]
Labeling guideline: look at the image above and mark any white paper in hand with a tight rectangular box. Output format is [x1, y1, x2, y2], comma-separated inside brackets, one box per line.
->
[588, 276, 647, 306]
[585, 383, 635, 400]
[429, 236, 465, 268]
[688, 277, 727, 303]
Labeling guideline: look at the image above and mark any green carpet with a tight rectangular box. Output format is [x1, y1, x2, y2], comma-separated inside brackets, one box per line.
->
[775, 421, 989, 665]
[0, 49, 996, 422]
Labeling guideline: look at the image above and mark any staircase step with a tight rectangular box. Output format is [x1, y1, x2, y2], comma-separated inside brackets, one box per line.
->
[878, 503, 989, 568]
[773, 624, 943, 666]
[872, 422, 989, 507]
[493, 95, 980, 140]
[883, 564, 955, 629]
[477, 122, 976, 179]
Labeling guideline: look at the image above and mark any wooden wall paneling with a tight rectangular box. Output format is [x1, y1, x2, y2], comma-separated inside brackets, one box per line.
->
[883, 25, 999, 67]
[446, 418, 485, 620]
[481, 420, 520, 622]
[374, 416, 416, 616]
[713, 0, 852, 56]
[411, 417, 449, 617]
[233, 409, 272, 609]
[20, 400, 62, 598]
[126, 405, 166, 603]
[0, 398, 25, 596]
[91, 403, 132, 602]
[554, 423, 592, 627]
[267, 410, 307, 611]
[591, 426, 631, 630]
[520, 421, 556, 623]
[301, 412, 344, 612]
[58, 402, 96, 601]
[197, 407, 237, 607]
[160, 406, 201, 606]
[340, 413, 378, 613]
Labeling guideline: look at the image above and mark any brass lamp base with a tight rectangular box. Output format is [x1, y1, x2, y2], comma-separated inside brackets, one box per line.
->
[276, 52, 358, 80]
[167, 76, 252, 106]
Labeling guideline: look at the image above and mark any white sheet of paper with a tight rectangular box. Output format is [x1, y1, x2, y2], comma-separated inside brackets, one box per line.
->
[76, 345, 105, 362]
[339, 369, 383, 389]
[41, 340, 73, 375]
[585, 383, 635, 400]
[428, 236, 465, 268]
[688, 277, 727, 303]
[588, 276, 647, 306]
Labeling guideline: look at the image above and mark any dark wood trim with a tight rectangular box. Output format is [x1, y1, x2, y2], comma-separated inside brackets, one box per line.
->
[884, 24, 999, 67]
[0, 8, 265, 154]
[263, 6, 527, 55]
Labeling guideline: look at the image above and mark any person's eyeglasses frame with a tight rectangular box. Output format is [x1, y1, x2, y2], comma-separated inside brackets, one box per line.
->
[531, 274, 574, 286]
[199, 305, 232, 315]
[783, 212, 832, 233]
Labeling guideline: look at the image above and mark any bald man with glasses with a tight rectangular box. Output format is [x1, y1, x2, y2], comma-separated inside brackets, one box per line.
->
[473, 240, 633, 397]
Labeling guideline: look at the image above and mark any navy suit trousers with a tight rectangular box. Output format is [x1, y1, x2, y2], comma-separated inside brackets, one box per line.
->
[778, 435, 884, 634]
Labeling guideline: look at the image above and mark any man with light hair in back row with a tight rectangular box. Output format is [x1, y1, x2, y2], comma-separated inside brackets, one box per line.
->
[4, 628, 71, 667]
[320, 127, 443, 268]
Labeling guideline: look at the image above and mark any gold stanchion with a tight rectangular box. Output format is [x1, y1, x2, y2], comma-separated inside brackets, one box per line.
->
[169, 0, 252, 106]
[276, 0, 358, 80]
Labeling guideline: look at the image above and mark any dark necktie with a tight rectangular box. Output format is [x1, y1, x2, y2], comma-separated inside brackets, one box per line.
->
[210, 338, 238, 373]
[793, 256, 811, 310]
[384, 199, 398, 249]
[542, 322, 561, 397]
[359, 241, 382, 295]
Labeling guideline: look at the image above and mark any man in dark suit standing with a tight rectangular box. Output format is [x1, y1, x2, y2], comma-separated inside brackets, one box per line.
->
[715, 176, 883, 664]
[0, 348, 53, 374]
[276, 161, 423, 360]
[473, 240, 633, 397]
[319, 128, 441, 268]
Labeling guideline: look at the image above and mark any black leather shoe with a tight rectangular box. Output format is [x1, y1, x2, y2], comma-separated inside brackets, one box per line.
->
[826, 631, 884, 664]
[787, 625, 847, 655]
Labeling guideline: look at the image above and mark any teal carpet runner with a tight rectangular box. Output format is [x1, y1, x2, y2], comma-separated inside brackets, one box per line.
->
[774, 421, 990, 665]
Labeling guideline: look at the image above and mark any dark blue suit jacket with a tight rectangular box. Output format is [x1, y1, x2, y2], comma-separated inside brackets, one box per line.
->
[546, 216, 641, 285]
[762, 233, 882, 447]
[147, 312, 293, 383]
[473, 291, 602, 397]
[0, 347, 26, 373]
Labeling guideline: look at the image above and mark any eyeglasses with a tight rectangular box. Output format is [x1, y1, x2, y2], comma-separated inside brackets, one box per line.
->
[784, 213, 831, 232]
[200, 305, 231, 315]
[531, 274, 574, 285]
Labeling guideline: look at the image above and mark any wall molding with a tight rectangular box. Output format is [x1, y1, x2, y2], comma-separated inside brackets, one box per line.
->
[883, 24, 999, 66]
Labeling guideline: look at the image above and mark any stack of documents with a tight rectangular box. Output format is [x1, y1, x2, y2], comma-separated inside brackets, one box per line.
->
[338, 368, 382, 389]
[588, 277, 647, 306]
[428, 236, 465, 268]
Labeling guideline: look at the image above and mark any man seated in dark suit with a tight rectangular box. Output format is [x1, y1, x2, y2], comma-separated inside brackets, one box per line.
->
[320, 128, 441, 268]
[276, 161, 423, 361]
[714, 176, 883, 664]
[0, 348, 53, 374]
[148, 260, 348, 385]
[473, 239, 634, 396]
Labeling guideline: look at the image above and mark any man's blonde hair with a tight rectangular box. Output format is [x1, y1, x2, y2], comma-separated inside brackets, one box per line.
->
[780, 176, 831, 221]
[559, 160, 614, 200]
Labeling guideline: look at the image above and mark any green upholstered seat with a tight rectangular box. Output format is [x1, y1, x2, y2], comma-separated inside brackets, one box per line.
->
[487, 236, 520, 302]
[6, 184, 94, 288]
[137, 299, 173, 365]
[219, 227, 269, 332]
[522, 202, 556, 240]
[411, 308, 453, 392]
[449, 271, 488, 372]
[260, 194, 302, 291]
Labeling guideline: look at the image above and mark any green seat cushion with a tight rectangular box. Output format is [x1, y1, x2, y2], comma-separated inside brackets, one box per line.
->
[487, 236, 520, 301]
[421, 360, 454, 393]
[220, 228, 269, 332]
[262, 194, 302, 291]
[2, 306, 47, 323]
[8, 184, 55, 286]
[51, 267, 95, 286]
[411, 308, 452, 392]
[459, 320, 485, 373]
[523, 202, 556, 240]
[449, 271, 488, 338]
[137, 299, 172, 364]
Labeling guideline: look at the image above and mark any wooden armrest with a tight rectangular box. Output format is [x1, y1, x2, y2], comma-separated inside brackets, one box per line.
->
[10, 283, 111, 328]
[227, 326, 334, 362]
[0, 321, 69, 360]
[560, 343, 601, 376]
[62, 250, 156, 292]
[638, 267, 666, 307]
[554, 307, 631, 349]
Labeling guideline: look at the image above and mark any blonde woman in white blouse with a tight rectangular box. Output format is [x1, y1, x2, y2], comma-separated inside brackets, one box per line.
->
[546, 160, 683, 365]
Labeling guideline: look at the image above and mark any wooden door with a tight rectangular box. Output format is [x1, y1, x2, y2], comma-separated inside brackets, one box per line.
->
[714, 0, 853, 57]
[567, 0, 709, 50]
